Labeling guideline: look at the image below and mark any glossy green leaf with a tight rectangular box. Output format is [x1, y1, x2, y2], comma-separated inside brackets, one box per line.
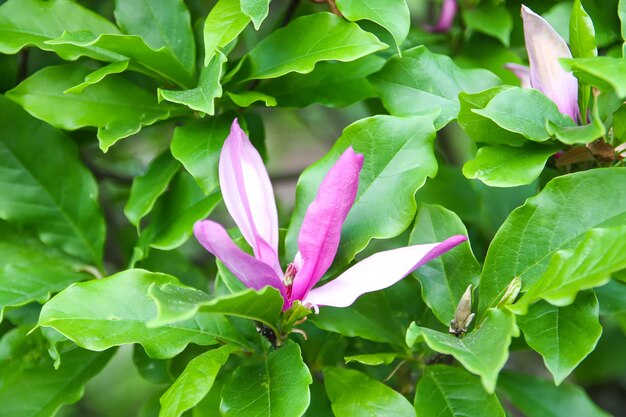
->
[415, 365, 505, 417]
[512, 226, 626, 311]
[227, 91, 276, 107]
[159, 345, 239, 417]
[159, 51, 226, 114]
[149, 284, 284, 334]
[463, 5, 512, 47]
[286, 114, 437, 269]
[370, 46, 501, 128]
[570, 0, 597, 59]
[344, 352, 398, 366]
[0, 0, 121, 55]
[170, 114, 232, 194]
[64, 60, 130, 94]
[406, 309, 519, 393]
[235, 13, 386, 81]
[546, 105, 605, 144]
[335, 0, 410, 53]
[113, 0, 196, 74]
[563, 57, 626, 99]
[259, 55, 385, 108]
[472, 87, 576, 142]
[324, 367, 414, 417]
[221, 341, 312, 417]
[0, 95, 105, 265]
[497, 371, 610, 417]
[6, 64, 175, 152]
[125, 151, 180, 227]
[409, 204, 480, 326]
[479, 169, 626, 313]
[517, 292, 602, 385]
[38, 269, 247, 358]
[203, 0, 250, 65]
[240, 0, 270, 30]
[462, 143, 559, 187]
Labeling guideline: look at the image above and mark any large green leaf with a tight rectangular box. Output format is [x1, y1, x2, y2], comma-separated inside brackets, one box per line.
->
[406, 309, 519, 393]
[240, 0, 270, 30]
[517, 292, 602, 385]
[0, 95, 105, 265]
[415, 365, 505, 417]
[113, 0, 196, 74]
[170, 114, 232, 194]
[6, 64, 176, 152]
[409, 204, 480, 326]
[221, 341, 312, 417]
[462, 5, 512, 47]
[159, 345, 239, 417]
[563, 57, 626, 99]
[335, 0, 410, 53]
[324, 367, 414, 417]
[479, 169, 626, 314]
[286, 114, 438, 269]
[234, 12, 386, 81]
[497, 371, 610, 417]
[370, 46, 501, 128]
[203, 0, 249, 65]
[462, 143, 560, 187]
[38, 269, 248, 358]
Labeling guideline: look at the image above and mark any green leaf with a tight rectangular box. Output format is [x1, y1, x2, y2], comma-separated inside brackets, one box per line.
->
[620, 0, 626, 56]
[570, 0, 597, 59]
[113, 0, 196, 74]
[125, 151, 180, 227]
[463, 5, 513, 47]
[462, 143, 559, 187]
[227, 91, 277, 107]
[562, 57, 626, 99]
[0, 343, 114, 417]
[409, 204, 480, 326]
[240, 0, 270, 30]
[479, 168, 626, 314]
[406, 309, 519, 393]
[286, 114, 437, 269]
[517, 292, 602, 385]
[159, 51, 227, 114]
[149, 284, 284, 335]
[512, 226, 626, 312]
[38, 269, 247, 358]
[221, 340, 312, 417]
[204, 0, 250, 65]
[0, 0, 121, 55]
[64, 60, 130, 94]
[415, 365, 505, 417]
[170, 114, 232, 194]
[159, 345, 239, 417]
[546, 105, 605, 145]
[370, 46, 501, 128]
[0, 95, 105, 265]
[344, 352, 398, 366]
[6, 64, 175, 152]
[324, 367, 414, 417]
[259, 55, 385, 108]
[472, 87, 576, 142]
[235, 13, 386, 81]
[335, 0, 410, 53]
[497, 371, 610, 417]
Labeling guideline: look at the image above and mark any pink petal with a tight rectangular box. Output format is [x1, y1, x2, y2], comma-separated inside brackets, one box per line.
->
[219, 119, 282, 276]
[303, 235, 467, 308]
[521, 5, 579, 121]
[428, 0, 457, 32]
[194, 220, 286, 299]
[504, 63, 532, 88]
[290, 147, 364, 302]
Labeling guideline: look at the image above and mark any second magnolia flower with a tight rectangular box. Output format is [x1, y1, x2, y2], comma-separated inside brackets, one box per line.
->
[194, 119, 466, 310]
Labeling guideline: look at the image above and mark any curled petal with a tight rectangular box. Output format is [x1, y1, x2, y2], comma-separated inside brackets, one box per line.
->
[521, 5, 579, 121]
[291, 147, 364, 302]
[504, 63, 532, 88]
[428, 0, 458, 32]
[194, 220, 285, 299]
[219, 119, 281, 276]
[303, 235, 467, 308]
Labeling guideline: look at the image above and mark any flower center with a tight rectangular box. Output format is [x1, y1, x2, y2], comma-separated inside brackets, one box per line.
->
[283, 262, 298, 300]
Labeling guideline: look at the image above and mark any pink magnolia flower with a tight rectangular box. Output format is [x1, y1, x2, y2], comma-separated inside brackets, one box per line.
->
[506, 5, 579, 122]
[427, 0, 458, 32]
[194, 119, 467, 311]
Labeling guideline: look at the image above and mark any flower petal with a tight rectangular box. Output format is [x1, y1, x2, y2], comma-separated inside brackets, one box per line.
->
[504, 63, 532, 88]
[428, 0, 457, 32]
[194, 220, 285, 298]
[303, 235, 467, 308]
[521, 5, 579, 121]
[291, 147, 364, 302]
[219, 119, 281, 276]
